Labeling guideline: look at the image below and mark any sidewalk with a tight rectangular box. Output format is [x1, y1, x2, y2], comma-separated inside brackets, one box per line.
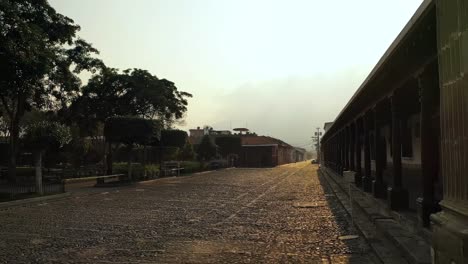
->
[319, 166, 432, 264]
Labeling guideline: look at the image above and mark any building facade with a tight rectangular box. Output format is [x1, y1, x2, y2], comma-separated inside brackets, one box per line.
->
[239, 136, 295, 167]
[320, 1, 468, 263]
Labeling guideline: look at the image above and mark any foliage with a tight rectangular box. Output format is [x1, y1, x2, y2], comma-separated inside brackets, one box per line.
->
[62, 138, 104, 167]
[104, 116, 155, 145]
[0, 116, 8, 138]
[23, 121, 72, 151]
[0, 0, 102, 109]
[68, 68, 192, 133]
[196, 135, 218, 162]
[215, 136, 241, 157]
[0, 0, 194, 179]
[163, 147, 180, 161]
[0, 0, 102, 177]
[144, 164, 160, 176]
[112, 162, 160, 179]
[180, 161, 204, 173]
[160, 129, 188, 148]
[179, 141, 195, 160]
[112, 162, 145, 176]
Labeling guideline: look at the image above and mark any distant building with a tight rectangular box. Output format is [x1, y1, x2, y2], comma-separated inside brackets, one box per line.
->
[239, 136, 294, 167]
[187, 127, 202, 146]
[209, 130, 232, 136]
[188, 126, 298, 168]
[188, 126, 232, 146]
[293, 147, 306, 162]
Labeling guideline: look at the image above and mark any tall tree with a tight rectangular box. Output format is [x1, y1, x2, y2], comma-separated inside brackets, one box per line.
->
[67, 69, 192, 172]
[68, 68, 192, 131]
[0, 0, 102, 180]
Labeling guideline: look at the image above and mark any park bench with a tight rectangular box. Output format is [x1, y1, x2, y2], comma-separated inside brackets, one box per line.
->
[162, 161, 184, 177]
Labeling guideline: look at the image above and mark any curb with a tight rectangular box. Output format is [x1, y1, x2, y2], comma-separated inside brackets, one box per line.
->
[319, 167, 431, 264]
[319, 168, 409, 264]
[0, 192, 71, 210]
[137, 167, 234, 184]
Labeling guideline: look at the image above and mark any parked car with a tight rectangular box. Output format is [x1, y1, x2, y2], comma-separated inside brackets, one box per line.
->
[311, 159, 318, 164]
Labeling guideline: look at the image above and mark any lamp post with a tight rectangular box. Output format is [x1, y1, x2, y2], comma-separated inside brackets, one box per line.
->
[312, 127, 323, 162]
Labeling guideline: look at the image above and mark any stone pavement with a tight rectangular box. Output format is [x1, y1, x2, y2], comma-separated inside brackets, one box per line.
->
[0, 162, 379, 263]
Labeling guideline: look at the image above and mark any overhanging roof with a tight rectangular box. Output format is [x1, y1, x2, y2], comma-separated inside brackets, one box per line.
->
[321, 0, 435, 142]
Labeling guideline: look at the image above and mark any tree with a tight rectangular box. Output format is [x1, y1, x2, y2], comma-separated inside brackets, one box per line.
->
[0, 0, 102, 180]
[68, 68, 192, 131]
[215, 136, 241, 158]
[23, 121, 71, 195]
[179, 141, 195, 161]
[104, 116, 157, 179]
[197, 135, 217, 164]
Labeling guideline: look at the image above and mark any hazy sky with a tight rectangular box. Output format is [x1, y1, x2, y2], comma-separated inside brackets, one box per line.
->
[50, 0, 422, 149]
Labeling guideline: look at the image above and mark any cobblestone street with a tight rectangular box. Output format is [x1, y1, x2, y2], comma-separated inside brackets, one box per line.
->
[0, 162, 377, 263]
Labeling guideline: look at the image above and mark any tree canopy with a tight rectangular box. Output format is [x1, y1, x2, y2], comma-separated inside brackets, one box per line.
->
[0, 0, 102, 178]
[104, 116, 156, 146]
[158, 130, 188, 148]
[68, 68, 192, 135]
[23, 121, 72, 151]
[0, 0, 193, 180]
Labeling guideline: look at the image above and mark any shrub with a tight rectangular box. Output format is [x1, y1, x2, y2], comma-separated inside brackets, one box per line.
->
[196, 135, 217, 162]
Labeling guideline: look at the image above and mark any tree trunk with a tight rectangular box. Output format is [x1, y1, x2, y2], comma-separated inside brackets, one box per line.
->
[35, 151, 44, 195]
[6, 95, 26, 183]
[106, 141, 113, 175]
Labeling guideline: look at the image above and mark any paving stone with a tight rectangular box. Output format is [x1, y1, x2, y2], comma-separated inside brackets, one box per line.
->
[0, 163, 378, 263]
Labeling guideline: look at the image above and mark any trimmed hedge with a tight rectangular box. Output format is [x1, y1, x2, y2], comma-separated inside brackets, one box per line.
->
[104, 116, 155, 145]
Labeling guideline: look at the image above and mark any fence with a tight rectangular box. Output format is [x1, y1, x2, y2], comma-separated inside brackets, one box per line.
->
[0, 182, 65, 201]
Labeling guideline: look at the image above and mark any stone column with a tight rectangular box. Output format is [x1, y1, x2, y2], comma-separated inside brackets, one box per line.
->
[416, 66, 439, 228]
[387, 95, 408, 210]
[332, 135, 339, 173]
[324, 142, 327, 166]
[343, 128, 349, 171]
[339, 131, 344, 176]
[372, 106, 386, 198]
[355, 119, 362, 186]
[337, 135, 341, 174]
[362, 112, 372, 192]
[432, 1, 468, 263]
[349, 124, 355, 171]
[332, 138, 336, 172]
